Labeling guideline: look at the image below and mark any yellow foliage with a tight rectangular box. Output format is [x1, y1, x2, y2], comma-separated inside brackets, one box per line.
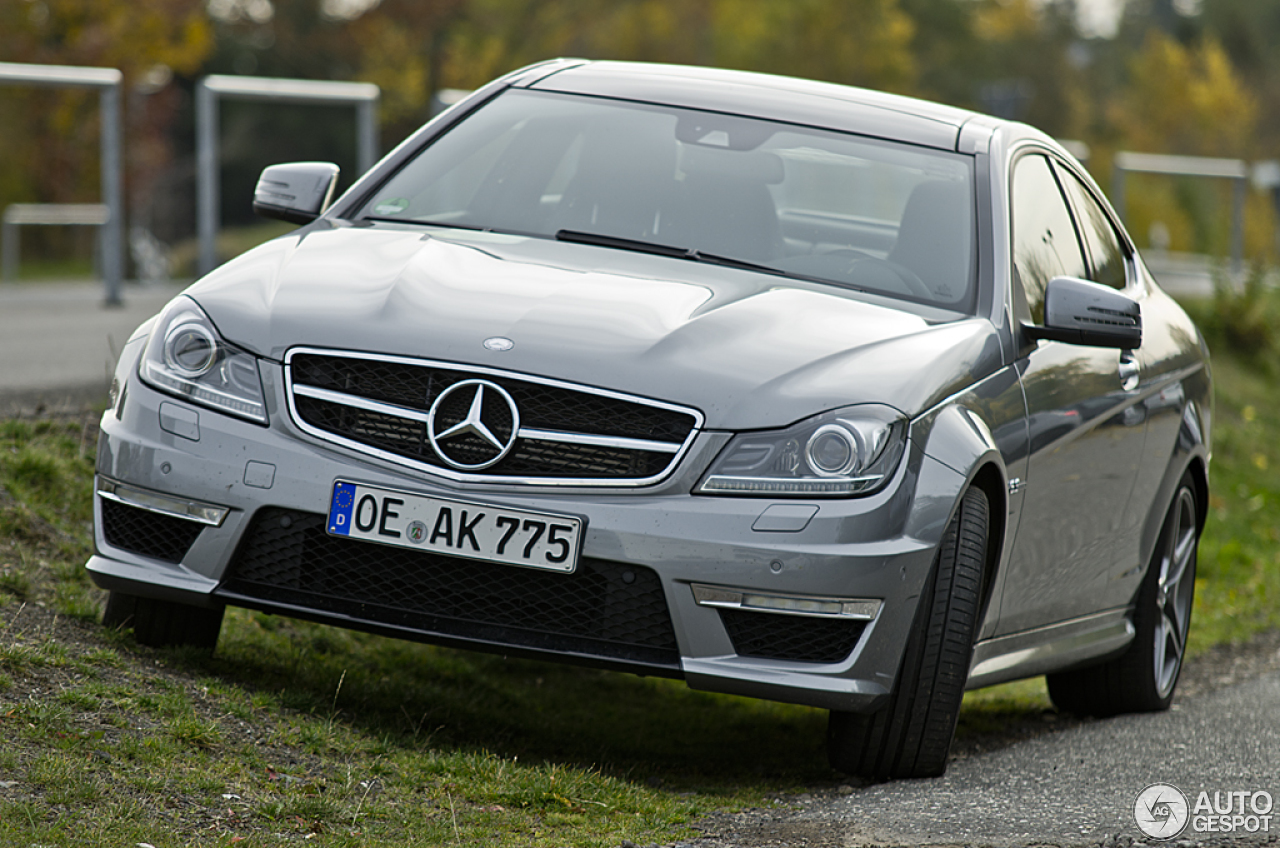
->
[712, 0, 916, 92]
[0, 0, 213, 81]
[434, 0, 917, 98]
[350, 16, 431, 128]
[973, 0, 1041, 43]
[1107, 32, 1270, 259]
[1113, 31, 1257, 159]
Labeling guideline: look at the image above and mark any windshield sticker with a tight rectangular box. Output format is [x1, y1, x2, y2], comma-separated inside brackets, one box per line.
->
[373, 197, 410, 216]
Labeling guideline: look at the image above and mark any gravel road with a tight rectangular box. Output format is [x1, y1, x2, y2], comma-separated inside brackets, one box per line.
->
[680, 632, 1280, 848]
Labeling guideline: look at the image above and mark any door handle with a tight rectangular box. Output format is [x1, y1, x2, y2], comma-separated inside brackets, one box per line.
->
[1119, 351, 1140, 391]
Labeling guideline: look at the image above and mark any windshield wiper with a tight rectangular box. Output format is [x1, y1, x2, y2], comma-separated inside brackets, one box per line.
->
[554, 229, 785, 277]
[362, 216, 489, 231]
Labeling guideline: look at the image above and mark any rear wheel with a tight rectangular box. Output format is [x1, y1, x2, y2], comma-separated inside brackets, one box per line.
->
[827, 487, 988, 779]
[103, 591, 224, 651]
[1047, 471, 1198, 716]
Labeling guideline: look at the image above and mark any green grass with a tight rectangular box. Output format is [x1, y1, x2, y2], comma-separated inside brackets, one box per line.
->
[1180, 273, 1280, 651]
[2, 290, 1280, 842]
[2, 256, 97, 282]
[0, 416, 811, 844]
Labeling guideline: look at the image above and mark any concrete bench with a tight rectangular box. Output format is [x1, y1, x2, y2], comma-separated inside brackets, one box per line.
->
[2, 203, 111, 282]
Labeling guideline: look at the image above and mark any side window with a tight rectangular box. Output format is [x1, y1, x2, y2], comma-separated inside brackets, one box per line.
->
[1056, 165, 1128, 290]
[1011, 154, 1088, 324]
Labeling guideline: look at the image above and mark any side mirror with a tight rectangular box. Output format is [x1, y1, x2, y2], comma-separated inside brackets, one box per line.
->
[252, 162, 340, 225]
[1024, 276, 1142, 349]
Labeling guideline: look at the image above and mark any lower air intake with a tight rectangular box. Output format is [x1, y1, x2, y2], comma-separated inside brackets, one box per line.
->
[718, 608, 866, 663]
[221, 508, 680, 670]
[100, 498, 203, 564]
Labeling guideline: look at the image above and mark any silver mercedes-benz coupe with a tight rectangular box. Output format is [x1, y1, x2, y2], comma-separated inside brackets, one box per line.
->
[89, 60, 1210, 778]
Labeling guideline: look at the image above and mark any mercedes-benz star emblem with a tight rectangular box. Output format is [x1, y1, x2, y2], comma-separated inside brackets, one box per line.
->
[483, 337, 514, 352]
[426, 379, 520, 470]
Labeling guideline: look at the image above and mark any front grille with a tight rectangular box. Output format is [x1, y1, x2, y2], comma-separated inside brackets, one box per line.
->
[286, 350, 700, 484]
[100, 498, 203, 563]
[220, 508, 680, 669]
[718, 608, 866, 663]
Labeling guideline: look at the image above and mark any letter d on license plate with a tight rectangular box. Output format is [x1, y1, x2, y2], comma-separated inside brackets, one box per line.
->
[327, 481, 582, 573]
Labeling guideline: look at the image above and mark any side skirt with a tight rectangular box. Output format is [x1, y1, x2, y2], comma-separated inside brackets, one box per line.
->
[966, 608, 1134, 690]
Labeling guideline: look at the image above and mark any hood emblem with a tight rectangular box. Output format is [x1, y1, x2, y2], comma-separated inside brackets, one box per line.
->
[483, 337, 514, 352]
[427, 379, 520, 470]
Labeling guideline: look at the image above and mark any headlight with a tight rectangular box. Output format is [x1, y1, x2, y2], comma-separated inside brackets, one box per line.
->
[696, 405, 906, 497]
[139, 296, 268, 424]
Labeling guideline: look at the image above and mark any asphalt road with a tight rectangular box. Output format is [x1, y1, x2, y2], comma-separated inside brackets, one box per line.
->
[0, 280, 182, 414]
[690, 670, 1280, 847]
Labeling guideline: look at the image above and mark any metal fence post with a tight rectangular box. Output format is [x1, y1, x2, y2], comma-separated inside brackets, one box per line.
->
[0, 62, 124, 304]
[195, 76, 380, 277]
[196, 80, 219, 277]
[1232, 176, 1246, 275]
[1, 218, 16, 283]
[357, 98, 379, 175]
[100, 83, 123, 305]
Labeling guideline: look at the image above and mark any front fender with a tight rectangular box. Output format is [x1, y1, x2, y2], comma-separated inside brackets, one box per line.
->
[908, 375, 1026, 637]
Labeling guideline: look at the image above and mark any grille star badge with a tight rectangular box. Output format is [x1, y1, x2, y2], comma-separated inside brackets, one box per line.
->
[426, 379, 520, 470]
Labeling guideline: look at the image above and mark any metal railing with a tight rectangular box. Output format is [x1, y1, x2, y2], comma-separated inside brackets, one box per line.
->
[1111, 152, 1249, 274]
[0, 62, 123, 304]
[195, 75, 380, 275]
[1, 203, 110, 283]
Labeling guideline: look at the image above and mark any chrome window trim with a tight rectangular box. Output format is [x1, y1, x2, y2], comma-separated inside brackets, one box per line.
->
[284, 346, 704, 488]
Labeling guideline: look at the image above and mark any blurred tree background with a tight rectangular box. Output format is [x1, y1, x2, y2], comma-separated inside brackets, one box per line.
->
[1, 0, 1278, 274]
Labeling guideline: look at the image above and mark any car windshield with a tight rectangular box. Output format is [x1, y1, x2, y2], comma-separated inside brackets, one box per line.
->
[356, 89, 977, 310]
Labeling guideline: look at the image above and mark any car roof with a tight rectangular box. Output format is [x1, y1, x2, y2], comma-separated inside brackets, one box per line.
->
[517, 60, 988, 152]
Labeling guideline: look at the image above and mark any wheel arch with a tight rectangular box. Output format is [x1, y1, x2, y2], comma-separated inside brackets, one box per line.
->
[1137, 400, 1212, 578]
[966, 461, 1007, 624]
[911, 401, 1010, 626]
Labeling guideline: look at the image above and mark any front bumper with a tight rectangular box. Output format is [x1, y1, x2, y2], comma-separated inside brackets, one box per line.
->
[89, 350, 959, 713]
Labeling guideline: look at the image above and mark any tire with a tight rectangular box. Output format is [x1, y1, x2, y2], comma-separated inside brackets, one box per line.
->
[1047, 471, 1198, 716]
[827, 486, 989, 779]
[102, 590, 225, 651]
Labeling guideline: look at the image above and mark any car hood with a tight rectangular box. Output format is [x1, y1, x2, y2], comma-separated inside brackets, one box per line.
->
[187, 225, 1002, 429]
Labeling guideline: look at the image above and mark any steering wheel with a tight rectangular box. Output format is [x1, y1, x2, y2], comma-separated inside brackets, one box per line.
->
[819, 250, 934, 299]
[884, 259, 934, 299]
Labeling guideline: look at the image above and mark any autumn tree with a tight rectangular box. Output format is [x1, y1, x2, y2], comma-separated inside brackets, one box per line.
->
[1108, 30, 1262, 255]
[0, 0, 213, 264]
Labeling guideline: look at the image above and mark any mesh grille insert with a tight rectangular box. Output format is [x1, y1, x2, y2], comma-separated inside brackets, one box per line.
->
[100, 498, 204, 564]
[718, 608, 866, 664]
[288, 352, 698, 482]
[221, 508, 680, 668]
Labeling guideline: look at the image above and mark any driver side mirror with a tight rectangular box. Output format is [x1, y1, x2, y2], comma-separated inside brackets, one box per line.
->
[252, 162, 340, 225]
[1023, 276, 1142, 349]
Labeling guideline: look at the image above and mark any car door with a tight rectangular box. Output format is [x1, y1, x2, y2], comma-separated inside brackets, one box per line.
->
[995, 152, 1150, 636]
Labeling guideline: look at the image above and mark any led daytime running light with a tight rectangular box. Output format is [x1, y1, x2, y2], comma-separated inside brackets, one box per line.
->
[142, 364, 267, 421]
[698, 475, 882, 495]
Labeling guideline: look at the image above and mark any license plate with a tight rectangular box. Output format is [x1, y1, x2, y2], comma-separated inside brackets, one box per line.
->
[326, 481, 582, 573]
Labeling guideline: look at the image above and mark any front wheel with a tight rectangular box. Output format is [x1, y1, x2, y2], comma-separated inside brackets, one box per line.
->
[1047, 470, 1199, 716]
[827, 487, 989, 779]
